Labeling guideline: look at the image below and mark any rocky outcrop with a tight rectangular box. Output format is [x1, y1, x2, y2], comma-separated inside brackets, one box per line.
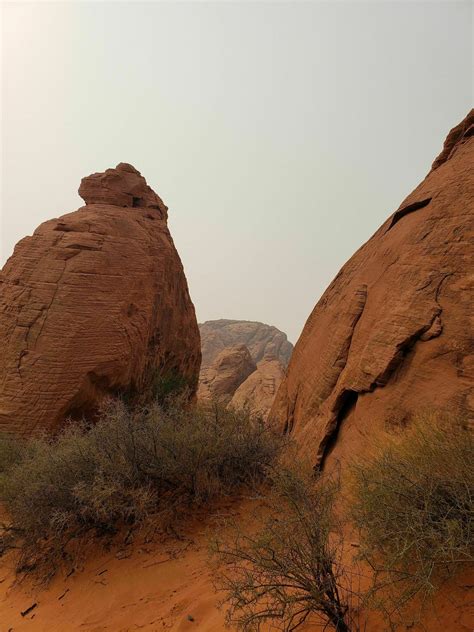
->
[78, 162, 168, 211]
[230, 354, 286, 420]
[0, 163, 201, 435]
[269, 111, 474, 471]
[198, 320, 292, 411]
[199, 319, 293, 370]
[198, 344, 256, 402]
[431, 109, 474, 170]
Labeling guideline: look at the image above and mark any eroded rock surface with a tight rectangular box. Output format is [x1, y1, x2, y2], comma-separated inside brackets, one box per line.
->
[230, 354, 286, 420]
[198, 320, 292, 410]
[199, 319, 293, 369]
[198, 344, 256, 403]
[269, 111, 474, 471]
[0, 163, 201, 435]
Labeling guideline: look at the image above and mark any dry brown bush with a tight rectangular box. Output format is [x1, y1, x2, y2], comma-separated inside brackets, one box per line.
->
[0, 398, 284, 576]
[211, 467, 362, 632]
[350, 412, 473, 624]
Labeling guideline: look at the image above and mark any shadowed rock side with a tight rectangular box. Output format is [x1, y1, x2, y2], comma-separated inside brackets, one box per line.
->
[230, 354, 286, 420]
[198, 344, 256, 403]
[0, 163, 201, 435]
[269, 110, 474, 471]
[199, 319, 293, 369]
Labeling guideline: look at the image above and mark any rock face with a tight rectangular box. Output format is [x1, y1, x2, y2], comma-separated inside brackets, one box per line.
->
[0, 163, 201, 435]
[270, 111, 474, 471]
[199, 319, 292, 369]
[198, 320, 292, 413]
[198, 344, 256, 402]
[230, 354, 286, 419]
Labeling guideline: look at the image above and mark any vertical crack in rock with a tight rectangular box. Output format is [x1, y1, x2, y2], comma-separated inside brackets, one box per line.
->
[332, 286, 368, 373]
[283, 286, 367, 439]
[317, 389, 358, 471]
[315, 273, 454, 471]
[284, 387, 299, 435]
[315, 312, 447, 471]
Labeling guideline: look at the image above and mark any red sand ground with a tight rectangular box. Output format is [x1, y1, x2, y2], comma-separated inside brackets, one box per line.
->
[0, 498, 472, 631]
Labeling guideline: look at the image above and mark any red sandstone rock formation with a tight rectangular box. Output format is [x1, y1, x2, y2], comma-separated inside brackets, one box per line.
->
[198, 344, 256, 402]
[0, 163, 201, 435]
[230, 354, 286, 420]
[199, 319, 293, 369]
[269, 111, 474, 471]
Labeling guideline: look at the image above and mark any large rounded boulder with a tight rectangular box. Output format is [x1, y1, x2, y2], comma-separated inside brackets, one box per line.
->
[230, 353, 286, 420]
[198, 344, 256, 403]
[0, 163, 201, 435]
[269, 111, 474, 472]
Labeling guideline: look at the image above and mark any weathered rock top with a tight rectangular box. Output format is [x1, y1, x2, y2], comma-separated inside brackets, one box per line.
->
[78, 163, 168, 217]
[431, 108, 474, 171]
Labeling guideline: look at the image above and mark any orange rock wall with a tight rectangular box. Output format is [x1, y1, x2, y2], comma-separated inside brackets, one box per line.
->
[270, 111, 474, 471]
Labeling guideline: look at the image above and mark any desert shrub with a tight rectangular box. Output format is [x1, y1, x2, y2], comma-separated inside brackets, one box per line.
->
[150, 369, 195, 405]
[0, 431, 26, 474]
[351, 413, 473, 616]
[211, 467, 360, 632]
[0, 399, 283, 574]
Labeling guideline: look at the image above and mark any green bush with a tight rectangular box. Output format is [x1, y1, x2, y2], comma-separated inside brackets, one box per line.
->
[211, 467, 359, 632]
[0, 399, 283, 575]
[150, 370, 194, 405]
[351, 413, 473, 615]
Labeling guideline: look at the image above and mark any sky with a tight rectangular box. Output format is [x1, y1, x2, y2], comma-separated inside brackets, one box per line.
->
[1, 1, 472, 343]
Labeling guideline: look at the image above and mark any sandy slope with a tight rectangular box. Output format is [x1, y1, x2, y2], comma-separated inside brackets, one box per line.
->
[0, 497, 472, 632]
[0, 505, 236, 632]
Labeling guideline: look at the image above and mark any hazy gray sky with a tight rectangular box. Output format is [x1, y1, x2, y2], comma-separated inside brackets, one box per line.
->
[1, 1, 472, 342]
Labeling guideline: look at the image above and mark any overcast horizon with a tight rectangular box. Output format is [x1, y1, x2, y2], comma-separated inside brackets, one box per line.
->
[2, 1, 472, 343]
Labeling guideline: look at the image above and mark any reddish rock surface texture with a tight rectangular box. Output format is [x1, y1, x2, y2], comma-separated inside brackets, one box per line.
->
[269, 110, 474, 471]
[0, 163, 201, 435]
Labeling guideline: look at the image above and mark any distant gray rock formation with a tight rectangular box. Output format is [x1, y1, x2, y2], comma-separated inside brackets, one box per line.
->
[199, 319, 293, 369]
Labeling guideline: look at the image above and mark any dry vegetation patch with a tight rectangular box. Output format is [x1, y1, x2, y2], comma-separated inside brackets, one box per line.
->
[350, 413, 473, 625]
[0, 398, 283, 577]
[211, 467, 361, 632]
[211, 414, 473, 631]
[0, 404, 471, 632]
